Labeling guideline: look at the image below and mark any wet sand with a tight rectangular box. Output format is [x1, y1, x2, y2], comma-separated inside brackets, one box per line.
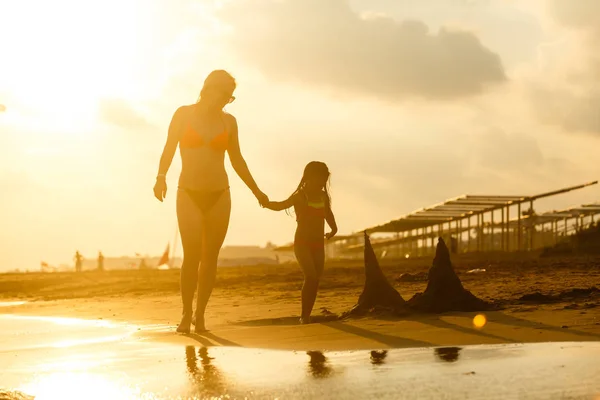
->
[2, 255, 600, 398]
[1, 253, 599, 350]
[1, 314, 600, 399]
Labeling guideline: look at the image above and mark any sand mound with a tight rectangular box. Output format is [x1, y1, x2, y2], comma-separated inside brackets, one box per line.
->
[518, 287, 600, 304]
[408, 238, 493, 313]
[396, 272, 428, 282]
[340, 232, 407, 318]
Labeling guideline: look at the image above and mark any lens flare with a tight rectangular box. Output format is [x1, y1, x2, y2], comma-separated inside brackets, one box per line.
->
[473, 314, 487, 329]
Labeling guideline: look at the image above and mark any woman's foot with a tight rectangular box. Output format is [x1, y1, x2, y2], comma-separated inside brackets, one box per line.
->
[299, 316, 311, 325]
[193, 316, 207, 333]
[176, 313, 193, 333]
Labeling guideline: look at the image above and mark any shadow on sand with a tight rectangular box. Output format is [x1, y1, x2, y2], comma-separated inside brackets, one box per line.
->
[183, 331, 242, 347]
[235, 314, 339, 327]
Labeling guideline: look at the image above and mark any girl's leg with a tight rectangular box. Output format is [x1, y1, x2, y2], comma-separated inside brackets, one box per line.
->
[314, 245, 325, 281]
[194, 190, 231, 332]
[294, 244, 320, 323]
[176, 190, 204, 333]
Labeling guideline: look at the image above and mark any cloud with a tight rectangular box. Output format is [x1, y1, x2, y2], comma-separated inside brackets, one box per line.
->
[526, 1, 600, 135]
[547, 0, 599, 31]
[98, 99, 153, 131]
[530, 85, 600, 133]
[219, 0, 506, 101]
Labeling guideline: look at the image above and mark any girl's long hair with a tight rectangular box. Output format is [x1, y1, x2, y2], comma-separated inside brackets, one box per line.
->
[286, 161, 331, 216]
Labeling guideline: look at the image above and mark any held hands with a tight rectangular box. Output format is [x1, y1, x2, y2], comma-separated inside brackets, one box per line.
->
[153, 176, 167, 202]
[254, 189, 269, 207]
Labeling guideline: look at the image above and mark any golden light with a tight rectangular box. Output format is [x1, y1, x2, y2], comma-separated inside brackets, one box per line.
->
[19, 372, 142, 400]
[0, 0, 154, 134]
[473, 314, 487, 329]
[405, 254, 410, 259]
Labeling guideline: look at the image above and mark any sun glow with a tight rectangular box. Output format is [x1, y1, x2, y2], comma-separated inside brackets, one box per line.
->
[19, 372, 143, 400]
[0, 0, 154, 133]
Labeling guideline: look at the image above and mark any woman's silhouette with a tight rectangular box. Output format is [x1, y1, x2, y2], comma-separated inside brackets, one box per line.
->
[154, 70, 268, 332]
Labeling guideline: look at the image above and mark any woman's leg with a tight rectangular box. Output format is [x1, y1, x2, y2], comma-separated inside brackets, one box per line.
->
[194, 190, 231, 332]
[176, 190, 204, 333]
[294, 244, 320, 323]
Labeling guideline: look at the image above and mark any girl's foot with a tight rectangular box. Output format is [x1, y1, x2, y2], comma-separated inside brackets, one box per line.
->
[176, 313, 193, 333]
[299, 316, 311, 325]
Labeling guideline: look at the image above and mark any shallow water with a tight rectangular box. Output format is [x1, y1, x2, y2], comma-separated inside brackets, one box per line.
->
[1, 314, 600, 399]
[0, 301, 27, 307]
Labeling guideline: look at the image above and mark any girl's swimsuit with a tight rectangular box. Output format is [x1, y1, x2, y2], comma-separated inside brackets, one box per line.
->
[295, 191, 326, 249]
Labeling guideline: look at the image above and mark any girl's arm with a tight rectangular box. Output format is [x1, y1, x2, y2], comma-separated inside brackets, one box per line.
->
[265, 193, 298, 211]
[226, 114, 269, 206]
[324, 197, 338, 239]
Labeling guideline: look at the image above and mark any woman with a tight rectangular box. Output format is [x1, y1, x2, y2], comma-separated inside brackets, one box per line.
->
[153, 70, 268, 333]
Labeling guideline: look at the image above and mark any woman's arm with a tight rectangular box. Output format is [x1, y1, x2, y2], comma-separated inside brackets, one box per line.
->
[154, 107, 185, 201]
[226, 114, 268, 205]
[324, 197, 338, 239]
[157, 106, 186, 176]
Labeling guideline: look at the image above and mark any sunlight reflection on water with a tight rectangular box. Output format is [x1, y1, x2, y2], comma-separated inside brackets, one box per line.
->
[0, 301, 27, 307]
[1, 315, 600, 399]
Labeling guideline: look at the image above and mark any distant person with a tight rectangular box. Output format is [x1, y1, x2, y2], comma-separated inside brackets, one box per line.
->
[264, 161, 338, 324]
[153, 70, 269, 333]
[97, 251, 105, 271]
[74, 251, 83, 273]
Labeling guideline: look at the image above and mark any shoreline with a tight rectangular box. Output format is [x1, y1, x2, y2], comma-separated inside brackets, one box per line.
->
[2, 292, 599, 351]
[1, 254, 599, 351]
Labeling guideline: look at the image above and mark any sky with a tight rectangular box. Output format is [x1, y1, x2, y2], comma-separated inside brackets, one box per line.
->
[1, 0, 600, 270]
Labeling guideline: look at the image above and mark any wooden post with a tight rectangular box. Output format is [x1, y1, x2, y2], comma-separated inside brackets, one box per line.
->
[490, 209, 495, 251]
[506, 205, 511, 252]
[517, 203, 522, 251]
[529, 200, 534, 251]
[477, 214, 482, 252]
[501, 207, 505, 251]
[467, 215, 471, 253]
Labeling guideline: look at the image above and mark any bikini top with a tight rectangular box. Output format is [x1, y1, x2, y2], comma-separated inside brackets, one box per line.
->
[296, 191, 326, 222]
[179, 114, 229, 152]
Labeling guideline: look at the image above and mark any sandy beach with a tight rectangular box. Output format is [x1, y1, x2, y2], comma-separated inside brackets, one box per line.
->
[3, 250, 600, 399]
[2, 252, 599, 351]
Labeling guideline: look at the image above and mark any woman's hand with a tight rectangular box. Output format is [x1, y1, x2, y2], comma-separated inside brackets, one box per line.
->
[325, 229, 337, 240]
[153, 176, 167, 202]
[254, 190, 269, 207]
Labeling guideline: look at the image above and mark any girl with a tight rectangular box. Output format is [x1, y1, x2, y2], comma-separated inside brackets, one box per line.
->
[265, 161, 338, 324]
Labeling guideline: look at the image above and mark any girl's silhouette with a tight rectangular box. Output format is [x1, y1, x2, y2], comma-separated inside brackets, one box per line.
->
[264, 161, 337, 324]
